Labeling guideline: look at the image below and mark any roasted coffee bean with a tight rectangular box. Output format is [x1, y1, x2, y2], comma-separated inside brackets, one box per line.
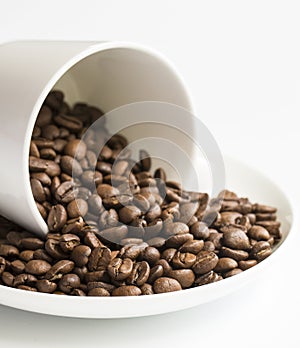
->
[108, 258, 133, 281]
[192, 251, 219, 275]
[59, 234, 80, 253]
[165, 233, 193, 248]
[55, 182, 78, 204]
[88, 247, 110, 271]
[164, 222, 189, 236]
[153, 277, 182, 293]
[67, 199, 88, 218]
[253, 204, 277, 214]
[250, 241, 272, 262]
[224, 268, 243, 278]
[222, 228, 250, 250]
[21, 237, 44, 250]
[45, 260, 75, 280]
[25, 260, 52, 275]
[161, 248, 177, 262]
[88, 287, 110, 296]
[112, 285, 141, 296]
[10, 260, 25, 274]
[166, 269, 195, 288]
[179, 240, 204, 254]
[8, 91, 282, 296]
[239, 259, 257, 270]
[33, 249, 53, 263]
[19, 250, 34, 262]
[36, 279, 57, 293]
[148, 265, 164, 284]
[98, 225, 127, 243]
[207, 232, 223, 250]
[127, 261, 150, 286]
[60, 155, 83, 177]
[58, 273, 81, 293]
[141, 283, 154, 295]
[47, 205, 67, 232]
[220, 246, 249, 261]
[248, 225, 270, 241]
[30, 178, 46, 203]
[119, 206, 141, 224]
[140, 246, 160, 266]
[54, 114, 83, 132]
[256, 221, 281, 237]
[172, 251, 196, 269]
[190, 221, 210, 240]
[71, 245, 92, 267]
[0, 244, 19, 258]
[6, 231, 22, 248]
[194, 271, 222, 286]
[45, 238, 69, 260]
[214, 257, 238, 273]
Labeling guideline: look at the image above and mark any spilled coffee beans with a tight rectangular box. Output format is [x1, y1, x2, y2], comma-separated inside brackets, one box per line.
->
[0, 90, 283, 296]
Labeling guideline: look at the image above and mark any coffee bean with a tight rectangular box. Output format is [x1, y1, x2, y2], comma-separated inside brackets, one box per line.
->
[166, 269, 195, 288]
[88, 287, 110, 296]
[224, 268, 243, 278]
[190, 221, 210, 240]
[67, 199, 88, 218]
[214, 257, 238, 273]
[112, 285, 141, 296]
[141, 283, 154, 295]
[140, 246, 160, 266]
[45, 260, 75, 280]
[64, 139, 87, 160]
[21, 237, 44, 250]
[71, 245, 92, 267]
[47, 205, 67, 232]
[192, 251, 219, 275]
[58, 273, 81, 293]
[222, 228, 250, 250]
[59, 234, 80, 253]
[127, 261, 150, 286]
[54, 114, 83, 132]
[166, 233, 193, 248]
[153, 277, 182, 293]
[107, 258, 133, 281]
[220, 246, 249, 261]
[0, 244, 19, 258]
[248, 225, 270, 241]
[88, 247, 110, 271]
[250, 241, 272, 262]
[119, 206, 141, 224]
[36, 279, 57, 293]
[194, 271, 222, 286]
[60, 155, 83, 177]
[179, 240, 204, 254]
[239, 259, 257, 270]
[164, 222, 189, 236]
[36, 106, 52, 127]
[25, 260, 52, 275]
[172, 251, 196, 269]
[253, 204, 277, 214]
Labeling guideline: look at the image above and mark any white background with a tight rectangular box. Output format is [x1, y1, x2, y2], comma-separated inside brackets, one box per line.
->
[0, 0, 300, 347]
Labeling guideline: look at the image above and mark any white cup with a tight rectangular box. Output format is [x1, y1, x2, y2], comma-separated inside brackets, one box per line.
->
[0, 41, 195, 236]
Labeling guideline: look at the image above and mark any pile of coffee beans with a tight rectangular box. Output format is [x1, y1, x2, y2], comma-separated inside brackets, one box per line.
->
[0, 90, 282, 296]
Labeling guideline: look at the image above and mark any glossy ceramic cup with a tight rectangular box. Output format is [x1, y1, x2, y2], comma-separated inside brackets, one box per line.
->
[0, 41, 194, 236]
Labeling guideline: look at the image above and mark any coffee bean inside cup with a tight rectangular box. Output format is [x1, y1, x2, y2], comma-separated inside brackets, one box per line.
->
[0, 90, 283, 296]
